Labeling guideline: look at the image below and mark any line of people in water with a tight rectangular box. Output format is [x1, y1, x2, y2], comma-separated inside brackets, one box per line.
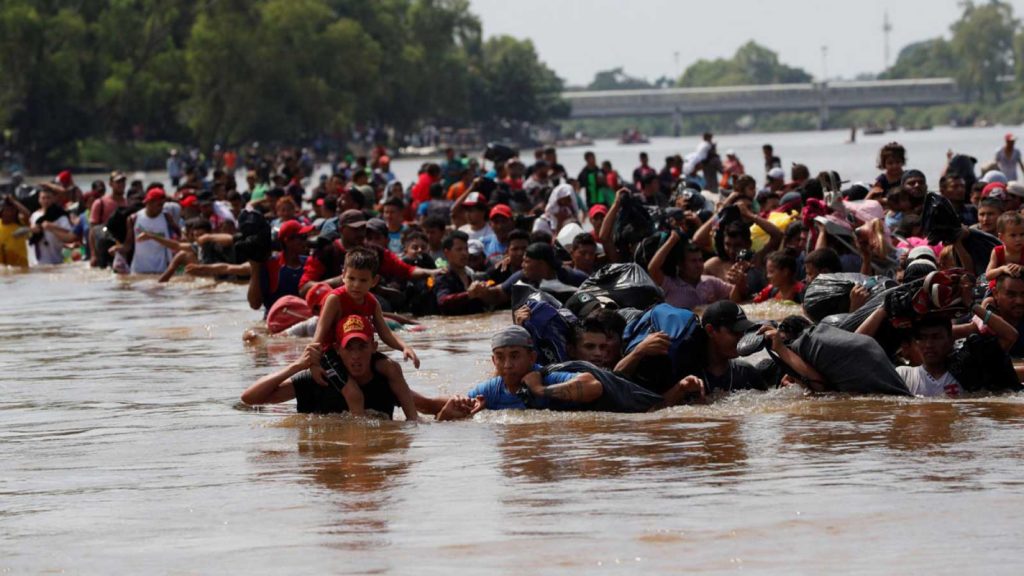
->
[5, 134, 1024, 420]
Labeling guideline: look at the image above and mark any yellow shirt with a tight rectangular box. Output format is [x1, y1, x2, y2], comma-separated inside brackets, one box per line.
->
[0, 221, 29, 267]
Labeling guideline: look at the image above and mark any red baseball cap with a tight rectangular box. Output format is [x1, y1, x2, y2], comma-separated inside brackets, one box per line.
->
[57, 170, 73, 186]
[143, 187, 166, 204]
[336, 314, 374, 348]
[982, 181, 1008, 199]
[278, 220, 315, 241]
[179, 195, 198, 209]
[463, 192, 485, 207]
[489, 204, 512, 220]
[379, 155, 390, 165]
[304, 282, 332, 311]
[589, 204, 608, 219]
[1006, 133, 1016, 142]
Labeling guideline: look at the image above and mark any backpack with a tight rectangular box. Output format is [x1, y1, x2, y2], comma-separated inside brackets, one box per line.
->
[522, 301, 576, 367]
[622, 304, 702, 393]
[948, 333, 1023, 393]
[266, 295, 313, 334]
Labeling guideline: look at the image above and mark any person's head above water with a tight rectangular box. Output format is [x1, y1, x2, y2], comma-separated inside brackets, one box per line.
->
[490, 326, 536, 384]
[702, 301, 757, 361]
[334, 314, 377, 376]
[342, 247, 380, 301]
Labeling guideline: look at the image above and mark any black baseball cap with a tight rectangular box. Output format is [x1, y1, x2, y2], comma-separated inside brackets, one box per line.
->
[702, 301, 757, 333]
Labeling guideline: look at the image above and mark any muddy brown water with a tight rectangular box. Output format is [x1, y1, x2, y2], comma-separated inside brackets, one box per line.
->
[3, 265, 1024, 574]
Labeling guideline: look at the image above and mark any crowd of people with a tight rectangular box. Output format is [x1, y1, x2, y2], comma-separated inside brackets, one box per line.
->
[5, 133, 1024, 420]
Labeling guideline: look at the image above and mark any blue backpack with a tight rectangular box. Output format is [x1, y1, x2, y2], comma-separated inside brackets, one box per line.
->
[522, 301, 577, 367]
[622, 304, 701, 393]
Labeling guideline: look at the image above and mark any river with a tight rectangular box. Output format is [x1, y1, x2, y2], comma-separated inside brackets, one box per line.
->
[4, 126, 1024, 574]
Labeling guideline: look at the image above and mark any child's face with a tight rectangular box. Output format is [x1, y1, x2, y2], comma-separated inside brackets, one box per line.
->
[978, 207, 1001, 233]
[1000, 224, 1024, 251]
[404, 238, 428, 260]
[342, 267, 378, 300]
[883, 157, 904, 175]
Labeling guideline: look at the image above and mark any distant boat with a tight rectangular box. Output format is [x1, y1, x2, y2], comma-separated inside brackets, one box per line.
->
[618, 131, 650, 145]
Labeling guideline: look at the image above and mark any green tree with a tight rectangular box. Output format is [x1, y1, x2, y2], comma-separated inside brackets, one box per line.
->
[470, 35, 567, 131]
[878, 39, 957, 79]
[950, 0, 1018, 102]
[677, 41, 812, 87]
[184, 0, 380, 148]
[587, 67, 651, 91]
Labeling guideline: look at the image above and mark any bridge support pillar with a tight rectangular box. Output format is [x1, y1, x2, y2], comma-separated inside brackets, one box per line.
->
[817, 100, 830, 130]
[672, 107, 682, 138]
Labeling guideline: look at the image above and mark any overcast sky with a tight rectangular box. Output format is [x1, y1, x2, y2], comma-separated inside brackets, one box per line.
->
[470, 0, 1024, 87]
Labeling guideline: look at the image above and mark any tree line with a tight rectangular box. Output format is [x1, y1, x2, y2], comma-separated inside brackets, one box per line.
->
[0, 0, 566, 171]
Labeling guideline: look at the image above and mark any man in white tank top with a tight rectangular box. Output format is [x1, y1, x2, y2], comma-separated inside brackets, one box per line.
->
[118, 187, 178, 274]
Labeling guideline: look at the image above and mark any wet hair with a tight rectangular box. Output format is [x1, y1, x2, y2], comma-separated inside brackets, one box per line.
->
[938, 174, 963, 191]
[768, 249, 797, 274]
[784, 222, 804, 244]
[877, 142, 907, 169]
[402, 230, 428, 248]
[762, 144, 774, 152]
[571, 308, 626, 346]
[979, 197, 1004, 212]
[442, 230, 469, 251]
[723, 220, 751, 242]
[996, 274, 1024, 290]
[571, 232, 597, 252]
[805, 248, 842, 274]
[529, 230, 554, 245]
[344, 246, 379, 274]
[911, 315, 953, 338]
[734, 175, 756, 193]
[508, 229, 530, 244]
[429, 182, 444, 199]
[791, 164, 810, 181]
[996, 211, 1024, 234]
[345, 187, 366, 209]
[186, 217, 212, 232]
[423, 214, 447, 232]
[778, 315, 812, 343]
[584, 151, 595, 160]
[383, 197, 404, 211]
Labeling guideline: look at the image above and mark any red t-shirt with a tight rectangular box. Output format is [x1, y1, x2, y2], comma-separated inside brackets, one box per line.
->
[322, 286, 379, 348]
[299, 240, 414, 289]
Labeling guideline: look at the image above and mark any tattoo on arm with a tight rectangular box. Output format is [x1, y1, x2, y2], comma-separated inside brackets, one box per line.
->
[543, 381, 585, 402]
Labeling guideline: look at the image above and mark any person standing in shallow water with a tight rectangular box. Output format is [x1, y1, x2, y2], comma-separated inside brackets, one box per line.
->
[996, 133, 1024, 182]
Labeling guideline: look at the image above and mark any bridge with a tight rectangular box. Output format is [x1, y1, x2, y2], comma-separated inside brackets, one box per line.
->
[562, 78, 964, 126]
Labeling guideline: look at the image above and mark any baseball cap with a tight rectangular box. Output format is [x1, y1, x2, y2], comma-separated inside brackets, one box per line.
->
[336, 314, 374, 348]
[338, 209, 367, 228]
[767, 167, 785, 180]
[1007, 133, 1016, 142]
[906, 245, 938, 264]
[379, 155, 390, 165]
[109, 170, 127, 182]
[489, 204, 512, 220]
[143, 187, 166, 204]
[589, 204, 608, 219]
[57, 170, 73, 186]
[780, 190, 802, 206]
[468, 239, 485, 256]
[366, 218, 388, 236]
[491, 325, 533, 350]
[463, 191, 485, 207]
[304, 282, 332, 310]
[982, 181, 1008, 199]
[701, 301, 757, 333]
[179, 195, 198, 209]
[1007, 181, 1024, 198]
[981, 170, 1008, 185]
[278, 220, 315, 241]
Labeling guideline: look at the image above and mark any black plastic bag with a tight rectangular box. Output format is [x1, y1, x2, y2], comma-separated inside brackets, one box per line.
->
[522, 301, 576, 367]
[949, 333, 1023, 393]
[511, 281, 575, 311]
[233, 208, 272, 263]
[789, 323, 911, 396]
[613, 193, 655, 248]
[802, 273, 894, 322]
[540, 361, 664, 413]
[565, 263, 664, 316]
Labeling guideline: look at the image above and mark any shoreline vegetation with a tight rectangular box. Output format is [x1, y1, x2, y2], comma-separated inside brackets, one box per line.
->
[2, 1, 1023, 174]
